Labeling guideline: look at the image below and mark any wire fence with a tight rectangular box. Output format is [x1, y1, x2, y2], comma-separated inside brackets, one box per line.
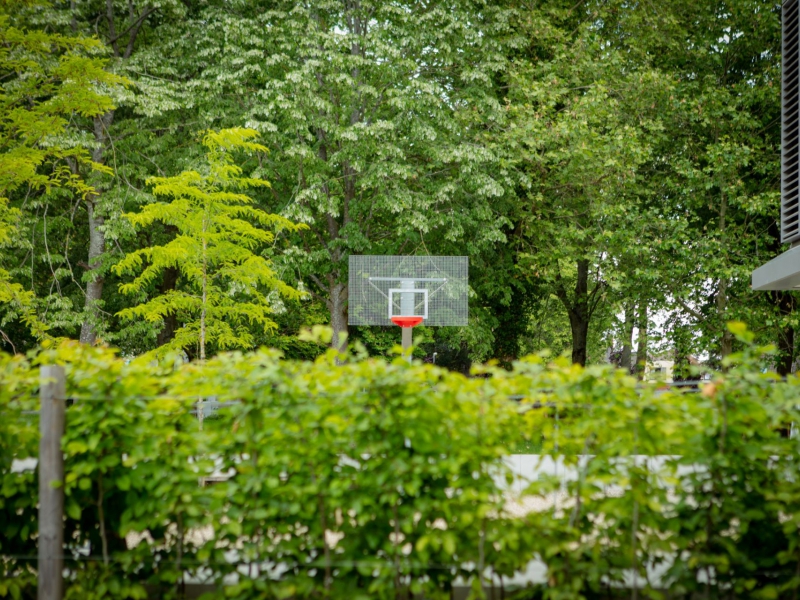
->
[2, 379, 710, 417]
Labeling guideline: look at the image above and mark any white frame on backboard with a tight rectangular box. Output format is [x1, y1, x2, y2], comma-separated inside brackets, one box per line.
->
[387, 288, 428, 319]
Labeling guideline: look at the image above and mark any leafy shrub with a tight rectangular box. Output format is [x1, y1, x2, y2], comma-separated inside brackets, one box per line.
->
[2, 329, 800, 599]
[0, 353, 38, 598]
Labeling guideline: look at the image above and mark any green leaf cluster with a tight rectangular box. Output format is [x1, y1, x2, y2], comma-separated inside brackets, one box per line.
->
[0, 5, 125, 343]
[2, 331, 800, 597]
[0, 0, 797, 382]
[113, 128, 308, 358]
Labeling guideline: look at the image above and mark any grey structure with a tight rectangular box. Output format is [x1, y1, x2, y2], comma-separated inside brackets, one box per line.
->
[348, 255, 468, 326]
[753, 245, 800, 290]
[783, 0, 800, 244]
[752, 0, 800, 290]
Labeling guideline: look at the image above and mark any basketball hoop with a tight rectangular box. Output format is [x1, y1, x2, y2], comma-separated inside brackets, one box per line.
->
[391, 316, 424, 328]
[349, 256, 469, 361]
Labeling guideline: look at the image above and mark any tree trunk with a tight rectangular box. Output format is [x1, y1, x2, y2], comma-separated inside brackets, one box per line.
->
[635, 303, 648, 380]
[567, 259, 590, 366]
[778, 323, 795, 377]
[328, 281, 348, 352]
[156, 267, 179, 347]
[620, 302, 634, 374]
[716, 192, 732, 361]
[315, 135, 350, 354]
[775, 291, 796, 377]
[79, 111, 114, 345]
[554, 259, 594, 367]
[673, 325, 692, 382]
[568, 313, 588, 366]
[78, 0, 152, 343]
[79, 197, 106, 344]
[716, 277, 733, 360]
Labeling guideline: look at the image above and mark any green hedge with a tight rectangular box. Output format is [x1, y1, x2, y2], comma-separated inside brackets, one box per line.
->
[2, 330, 800, 599]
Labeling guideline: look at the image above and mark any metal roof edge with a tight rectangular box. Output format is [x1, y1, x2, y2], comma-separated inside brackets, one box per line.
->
[752, 245, 800, 290]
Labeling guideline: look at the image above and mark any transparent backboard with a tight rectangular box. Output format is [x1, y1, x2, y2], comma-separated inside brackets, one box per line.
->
[348, 255, 468, 326]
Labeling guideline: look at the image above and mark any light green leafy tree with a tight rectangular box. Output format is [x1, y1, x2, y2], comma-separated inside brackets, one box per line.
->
[5, 0, 221, 354]
[27, 0, 181, 346]
[113, 128, 307, 359]
[0, 10, 125, 347]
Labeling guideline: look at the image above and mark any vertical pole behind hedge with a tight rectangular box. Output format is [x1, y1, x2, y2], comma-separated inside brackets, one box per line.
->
[38, 365, 65, 600]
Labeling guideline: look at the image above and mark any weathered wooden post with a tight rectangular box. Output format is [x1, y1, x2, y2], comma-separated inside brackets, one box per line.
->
[38, 365, 65, 600]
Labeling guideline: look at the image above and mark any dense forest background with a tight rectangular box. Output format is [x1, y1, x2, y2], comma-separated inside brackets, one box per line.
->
[0, 0, 792, 373]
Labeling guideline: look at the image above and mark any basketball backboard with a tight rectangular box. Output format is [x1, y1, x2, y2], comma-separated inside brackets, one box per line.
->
[348, 256, 468, 328]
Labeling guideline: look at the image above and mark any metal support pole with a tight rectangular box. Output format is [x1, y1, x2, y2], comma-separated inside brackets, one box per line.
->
[400, 279, 415, 316]
[402, 327, 412, 362]
[38, 365, 65, 600]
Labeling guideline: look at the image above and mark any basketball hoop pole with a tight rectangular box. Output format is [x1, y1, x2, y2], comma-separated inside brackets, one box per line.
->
[400, 280, 414, 362]
[402, 327, 412, 362]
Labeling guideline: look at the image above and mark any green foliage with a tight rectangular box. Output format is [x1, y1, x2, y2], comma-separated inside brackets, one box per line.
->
[505, 4, 673, 365]
[4, 329, 800, 597]
[510, 325, 800, 599]
[113, 128, 307, 358]
[0, 12, 122, 201]
[50, 343, 209, 599]
[195, 0, 521, 348]
[0, 340, 526, 598]
[637, 0, 784, 366]
[182, 347, 520, 599]
[0, 351, 37, 595]
[0, 6, 125, 343]
[0, 0, 792, 367]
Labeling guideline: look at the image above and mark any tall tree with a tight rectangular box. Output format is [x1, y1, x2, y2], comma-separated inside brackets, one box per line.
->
[0, 8, 123, 348]
[506, 29, 669, 365]
[113, 129, 306, 359]
[63, 0, 171, 345]
[0, 0, 205, 353]
[626, 0, 785, 367]
[196, 0, 518, 349]
[505, 0, 788, 368]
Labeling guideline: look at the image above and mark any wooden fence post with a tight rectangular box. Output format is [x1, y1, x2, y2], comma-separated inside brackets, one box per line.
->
[38, 365, 65, 600]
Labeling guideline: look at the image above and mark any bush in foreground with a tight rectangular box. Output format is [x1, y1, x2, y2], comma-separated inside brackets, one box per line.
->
[2, 328, 800, 599]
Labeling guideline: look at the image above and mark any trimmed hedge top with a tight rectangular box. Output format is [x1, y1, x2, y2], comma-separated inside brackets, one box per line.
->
[2, 334, 800, 599]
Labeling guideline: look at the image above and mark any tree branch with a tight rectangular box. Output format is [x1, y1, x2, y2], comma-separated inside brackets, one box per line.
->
[673, 296, 704, 321]
[124, 6, 158, 59]
[308, 273, 330, 299]
[106, 0, 120, 56]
